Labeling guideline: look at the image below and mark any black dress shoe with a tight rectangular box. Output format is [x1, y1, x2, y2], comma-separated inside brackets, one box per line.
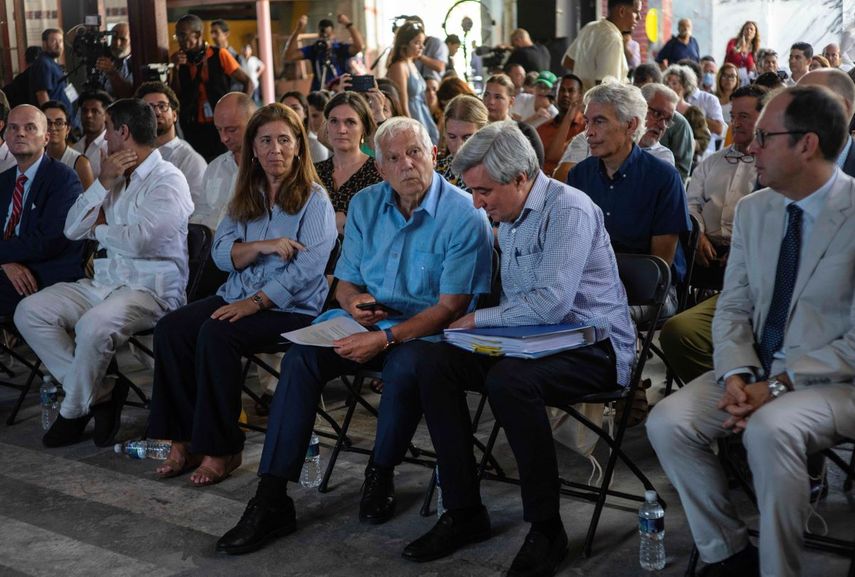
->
[216, 496, 297, 555]
[402, 505, 491, 562]
[698, 543, 759, 577]
[43, 414, 91, 447]
[91, 377, 130, 447]
[507, 526, 569, 577]
[359, 464, 395, 524]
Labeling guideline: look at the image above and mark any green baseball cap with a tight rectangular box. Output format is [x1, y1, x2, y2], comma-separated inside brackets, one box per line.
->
[534, 70, 558, 89]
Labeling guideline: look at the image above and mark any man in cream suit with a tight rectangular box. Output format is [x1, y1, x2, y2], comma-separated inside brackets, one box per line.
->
[646, 85, 855, 577]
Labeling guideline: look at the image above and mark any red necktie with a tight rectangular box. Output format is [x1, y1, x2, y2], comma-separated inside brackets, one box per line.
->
[4, 174, 27, 240]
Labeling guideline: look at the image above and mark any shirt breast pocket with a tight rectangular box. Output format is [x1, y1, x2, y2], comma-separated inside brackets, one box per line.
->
[513, 250, 543, 291]
[409, 251, 443, 296]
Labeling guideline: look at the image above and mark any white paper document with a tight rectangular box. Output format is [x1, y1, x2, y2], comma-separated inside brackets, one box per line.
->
[281, 316, 368, 347]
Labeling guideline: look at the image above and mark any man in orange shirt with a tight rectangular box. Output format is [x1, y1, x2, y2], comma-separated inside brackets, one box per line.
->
[537, 73, 585, 176]
[170, 14, 253, 162]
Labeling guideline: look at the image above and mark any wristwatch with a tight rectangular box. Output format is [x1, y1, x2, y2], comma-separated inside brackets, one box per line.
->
[767, 378, 788, 399]
[383, 327, 397, 349]
[250, 293, 265, 310]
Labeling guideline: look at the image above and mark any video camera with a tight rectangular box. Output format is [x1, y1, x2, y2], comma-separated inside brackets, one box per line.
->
[71, 15, 113, 90]
[474, 45, 511, 69]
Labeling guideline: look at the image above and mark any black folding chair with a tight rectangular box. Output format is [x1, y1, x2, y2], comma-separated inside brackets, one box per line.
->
[474, 253, 671, 558]
[112, 223, 217, 408]
[685, 438, 855, 577]
[2, 240, 99, 425]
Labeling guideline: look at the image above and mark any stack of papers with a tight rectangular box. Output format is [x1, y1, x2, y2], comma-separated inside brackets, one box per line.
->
[443, 323, 596, 359]
[282, 316, 367, 347]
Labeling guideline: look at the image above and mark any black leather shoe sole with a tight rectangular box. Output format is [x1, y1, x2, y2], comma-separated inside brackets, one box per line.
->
[92, 378, 130, 447]
[215, 519, 297, 555]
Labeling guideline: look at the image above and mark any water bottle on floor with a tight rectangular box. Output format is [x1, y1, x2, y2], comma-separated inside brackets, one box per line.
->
[300, 434, 322, 488]
[435, 465, 446, 517]
[114, 440, 171, 460]
[639, 489, 666, 570]
[40, 377, 60, 430]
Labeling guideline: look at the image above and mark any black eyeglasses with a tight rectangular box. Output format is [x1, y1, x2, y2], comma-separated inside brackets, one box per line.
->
[724, 149, 754, 164]
[753, 129, 809, 148]
[46, 119, 67, 129]
[647, 106, 674, 127]
[148, 102, 172, 113]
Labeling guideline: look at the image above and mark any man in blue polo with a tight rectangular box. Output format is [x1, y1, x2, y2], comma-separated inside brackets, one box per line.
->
[216, 116, 493, 556]
[568, 82, 689, 316]
[30, 29, 73, 122]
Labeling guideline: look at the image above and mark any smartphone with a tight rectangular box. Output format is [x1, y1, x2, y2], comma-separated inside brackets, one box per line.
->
[351, 74, 375, 92]
[356, 301, 402, 316]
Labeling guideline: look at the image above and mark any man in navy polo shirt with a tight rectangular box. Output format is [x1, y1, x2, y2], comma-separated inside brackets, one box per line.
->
[30, 29, 73, 123]
[656, 18, 700, 69]
[567, 82, 689, 317]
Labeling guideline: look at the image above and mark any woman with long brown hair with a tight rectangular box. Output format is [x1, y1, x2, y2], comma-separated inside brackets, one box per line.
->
[148, 103, 337, 487]
[724, 21, 760, 83]
[314, 91, 382, 234]
[385, 20, 439, 144]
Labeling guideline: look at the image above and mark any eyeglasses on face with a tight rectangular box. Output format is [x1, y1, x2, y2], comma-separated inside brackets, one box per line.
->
[647, 106, 674, 127]
[148, 102, 172, 113]
[46, 119, 67, 129]
[753, 129, 809, 148]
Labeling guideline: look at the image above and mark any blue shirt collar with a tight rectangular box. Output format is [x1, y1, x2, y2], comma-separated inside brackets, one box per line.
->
[835, 136, 852, 169]
[382, 171, 442, 219]
[17, 152, 44, 182]
[511, 171, 549, 226]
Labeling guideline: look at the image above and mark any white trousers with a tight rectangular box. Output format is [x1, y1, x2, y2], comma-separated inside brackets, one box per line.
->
[646, 371, 854, 577]
[14, 280, 166, 418]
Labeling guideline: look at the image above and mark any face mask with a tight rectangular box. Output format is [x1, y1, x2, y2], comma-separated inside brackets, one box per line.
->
[703, 72, 715, 86]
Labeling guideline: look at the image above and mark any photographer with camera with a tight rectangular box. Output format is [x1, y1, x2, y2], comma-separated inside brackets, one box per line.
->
[29, 29, 73, 123]
[169, 14, 253, 162]
[94, 23, 132, 98]
[283, 14, 365, 92]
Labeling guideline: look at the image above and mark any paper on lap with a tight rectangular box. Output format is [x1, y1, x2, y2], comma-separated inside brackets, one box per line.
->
[282, 316, 368, 347]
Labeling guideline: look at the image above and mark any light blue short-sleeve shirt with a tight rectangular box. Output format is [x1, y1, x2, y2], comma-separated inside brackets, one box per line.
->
[320, 172, 493, 328]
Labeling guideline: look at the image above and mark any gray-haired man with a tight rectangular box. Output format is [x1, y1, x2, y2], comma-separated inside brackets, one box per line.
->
[401, 121, 635, 577]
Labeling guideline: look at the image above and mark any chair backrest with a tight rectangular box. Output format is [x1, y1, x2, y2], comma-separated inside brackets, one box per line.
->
[321, 236, 343, 311]
[677, 214, 701, 311]
[616, 253, 671, 386]
[186, 223, 215, 302]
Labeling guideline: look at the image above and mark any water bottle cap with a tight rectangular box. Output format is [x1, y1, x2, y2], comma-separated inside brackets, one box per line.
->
[645, 490, 658, 502]
[114, 443, 122, 454]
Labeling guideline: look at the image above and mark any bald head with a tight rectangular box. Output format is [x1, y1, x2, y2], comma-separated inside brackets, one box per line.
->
[6, 105, 48, 169]
[822, 43, 842, 68]
[799, 68, 855, 121]
[214, 92, 257, 158]
[510, 28, 532, 48]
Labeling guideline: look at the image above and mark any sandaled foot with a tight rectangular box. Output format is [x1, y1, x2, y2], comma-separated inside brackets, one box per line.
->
[155, 443, 199, 479]
[190, 453, 243, 487]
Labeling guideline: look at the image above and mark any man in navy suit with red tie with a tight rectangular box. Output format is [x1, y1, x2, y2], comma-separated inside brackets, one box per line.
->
[0, 105, 84, 315]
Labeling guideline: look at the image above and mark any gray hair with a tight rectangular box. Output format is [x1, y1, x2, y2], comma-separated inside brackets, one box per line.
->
[641, 83, 679, 106]
[664, 63, 698, 95]
[583, 83, 648, 143]
[451, 120, 538, 183]
[374, 117, 433, 164]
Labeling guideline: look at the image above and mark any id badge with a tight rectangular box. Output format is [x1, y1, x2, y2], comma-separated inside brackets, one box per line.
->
[203, 101, 214, 120]
[64, 82, 79, 104]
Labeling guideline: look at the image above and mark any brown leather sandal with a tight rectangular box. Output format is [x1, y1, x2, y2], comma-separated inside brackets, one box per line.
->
[155, 453, 201, 479]
[190, 453, 243, 487]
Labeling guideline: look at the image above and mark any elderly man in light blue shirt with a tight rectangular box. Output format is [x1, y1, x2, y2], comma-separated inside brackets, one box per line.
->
[400, 121, 635, 577]
[217, 116, 493, 556]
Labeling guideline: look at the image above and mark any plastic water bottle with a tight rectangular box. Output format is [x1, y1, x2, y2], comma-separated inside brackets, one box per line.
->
[435, 465, 446, 517]
[40, 377, 60, 430]
[300, 434, 322, 488]
[639, 490, 666, 570]
[114, 440, 171, 460]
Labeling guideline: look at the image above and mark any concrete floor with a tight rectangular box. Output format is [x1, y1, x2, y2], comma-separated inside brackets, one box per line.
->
[0, 345, 852, 577]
